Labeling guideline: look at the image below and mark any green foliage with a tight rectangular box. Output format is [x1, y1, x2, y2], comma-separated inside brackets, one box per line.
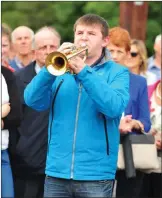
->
[2, 1, 161, 56]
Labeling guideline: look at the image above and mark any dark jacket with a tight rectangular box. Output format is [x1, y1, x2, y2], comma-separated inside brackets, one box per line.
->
[14, 61, 49, 176]
[1, 66, 22, 156]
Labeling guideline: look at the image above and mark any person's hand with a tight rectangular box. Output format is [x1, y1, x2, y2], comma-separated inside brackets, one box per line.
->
[150, 128, 158, 136]
[156, 140, 162, 150]
[68, 56, 86, 74]
[2, 103, 11, 118]
[119, 115, 133, 133]
[132, 120, 144, 131]
[57, 42, 75, 55]
[1, 119, 4, 129]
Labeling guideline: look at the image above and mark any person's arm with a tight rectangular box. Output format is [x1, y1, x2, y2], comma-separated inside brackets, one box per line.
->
[76, 64, 130, 119]
[24, 67, 56, 111]
[2, 103, 11, 118]
[2, 66, 23, 129]
[1, 74, 10, 118]
[135, 78, 151, 132]
[119, 79, 151, 133]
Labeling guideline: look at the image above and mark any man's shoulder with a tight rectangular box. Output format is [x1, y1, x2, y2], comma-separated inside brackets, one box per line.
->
[106, 60, 129, 74]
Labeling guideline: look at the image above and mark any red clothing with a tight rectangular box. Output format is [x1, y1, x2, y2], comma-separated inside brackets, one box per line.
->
[2, 60, 15, 72]
[148, 80, 161, 110]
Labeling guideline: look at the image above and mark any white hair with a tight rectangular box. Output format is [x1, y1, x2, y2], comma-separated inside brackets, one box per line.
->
[33, 26, 61, 49]
[11, 26, 35, 48]
[155, 34, 161, 44]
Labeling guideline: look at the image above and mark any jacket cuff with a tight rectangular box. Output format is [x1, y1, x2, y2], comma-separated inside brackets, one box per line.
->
[76, 65, 92, 81]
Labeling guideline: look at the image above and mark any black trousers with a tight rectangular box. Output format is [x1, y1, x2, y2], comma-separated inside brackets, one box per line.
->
[140, 173, 162, 198]
[116, 170, 144, 198]
[14, 174, 45, 198]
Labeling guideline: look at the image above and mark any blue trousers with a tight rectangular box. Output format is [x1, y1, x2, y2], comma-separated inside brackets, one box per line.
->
[1, 149, 14, 198]
[44, 176, 114, 198]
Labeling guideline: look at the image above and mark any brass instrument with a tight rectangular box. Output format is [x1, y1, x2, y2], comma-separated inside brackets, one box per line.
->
[45, 44, 88, 76]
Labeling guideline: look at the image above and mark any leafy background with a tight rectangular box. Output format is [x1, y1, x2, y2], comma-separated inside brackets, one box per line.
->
[2, 1, 161, 56]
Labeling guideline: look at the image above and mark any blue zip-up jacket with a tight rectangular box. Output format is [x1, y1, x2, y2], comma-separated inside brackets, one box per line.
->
[24, 50, 130, 180]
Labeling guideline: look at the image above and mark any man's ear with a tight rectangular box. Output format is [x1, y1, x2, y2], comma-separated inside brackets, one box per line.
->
[102, 36, 109, 47]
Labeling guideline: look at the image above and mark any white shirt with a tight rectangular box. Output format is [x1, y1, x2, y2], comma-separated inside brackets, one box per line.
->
[35, 63, 42, 74]
[1, 74, 10, 150]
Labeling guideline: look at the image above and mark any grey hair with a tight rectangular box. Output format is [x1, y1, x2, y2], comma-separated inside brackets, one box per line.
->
[11, 26, 35, 48]
[33, 26, 61, 49]
[155, 34, 161, 44]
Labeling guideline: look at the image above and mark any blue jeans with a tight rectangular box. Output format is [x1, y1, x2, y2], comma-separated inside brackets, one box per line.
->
[44, 176, 114, 198]
[1, 149, 14, 198]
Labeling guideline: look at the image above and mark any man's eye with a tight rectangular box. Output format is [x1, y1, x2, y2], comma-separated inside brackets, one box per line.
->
[89, 33, 95, 35]
[118, 51, 123, 54]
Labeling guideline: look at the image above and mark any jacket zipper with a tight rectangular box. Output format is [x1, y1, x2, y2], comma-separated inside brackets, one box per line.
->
[70, 83, 82, 178]
[103, 115, 109, 155]
[47, 79, 64, 154]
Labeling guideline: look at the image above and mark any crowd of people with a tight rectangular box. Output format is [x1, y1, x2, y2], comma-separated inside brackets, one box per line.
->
[1, 13, 161, 198]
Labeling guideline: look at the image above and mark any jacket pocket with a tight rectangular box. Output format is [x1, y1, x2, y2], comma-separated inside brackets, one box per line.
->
[103, 115, 109, 155]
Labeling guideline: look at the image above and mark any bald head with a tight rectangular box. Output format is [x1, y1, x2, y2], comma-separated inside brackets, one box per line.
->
[34, 26, 61, 67]
[11, 26, 34, 56]
[12, 26, 34, 43]
[34, 27, 60, 50]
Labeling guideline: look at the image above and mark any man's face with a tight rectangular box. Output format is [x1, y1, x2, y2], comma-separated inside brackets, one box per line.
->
[35, 31, 60, 67]
[107, 43, 128, 65]
[2, 35, 10, 61]
[74, 24, 108, 58]
[13, 28, 33, 55]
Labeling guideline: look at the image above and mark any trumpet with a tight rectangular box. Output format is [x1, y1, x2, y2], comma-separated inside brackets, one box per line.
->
[45, 44, 88, 76]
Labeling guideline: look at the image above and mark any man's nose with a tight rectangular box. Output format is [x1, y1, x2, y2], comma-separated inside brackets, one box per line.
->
[21, 38, 27, 44]
[81, 33, 88, 40]
[45, 46, 52, 54]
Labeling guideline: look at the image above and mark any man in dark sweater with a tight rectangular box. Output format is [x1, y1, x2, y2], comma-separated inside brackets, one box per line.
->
[13, 26, 61, 198]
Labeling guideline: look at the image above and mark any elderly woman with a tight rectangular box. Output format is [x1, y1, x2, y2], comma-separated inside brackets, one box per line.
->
[107, 27, 151, 198]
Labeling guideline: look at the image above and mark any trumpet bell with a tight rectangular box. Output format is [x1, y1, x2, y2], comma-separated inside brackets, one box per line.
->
[45, 51, 68, 76]
[45, 44, 88, 76]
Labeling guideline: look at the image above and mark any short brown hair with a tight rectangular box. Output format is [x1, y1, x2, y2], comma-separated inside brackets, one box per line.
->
[73, 14, 109, 38]
[131, 39, 148, 74]
[2, 23, 12, 42]
[109, 27, 131, 52]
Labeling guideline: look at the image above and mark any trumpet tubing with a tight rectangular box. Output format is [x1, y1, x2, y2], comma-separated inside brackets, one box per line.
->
[45, 45, 88, 76]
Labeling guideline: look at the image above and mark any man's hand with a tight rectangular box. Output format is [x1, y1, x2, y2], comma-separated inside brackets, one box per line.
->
[58, 42, 74, 54]
[68, 56, 86, 74]
[57, 42, 86, 74]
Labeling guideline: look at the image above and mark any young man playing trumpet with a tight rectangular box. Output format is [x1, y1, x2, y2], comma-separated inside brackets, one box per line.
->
[24, 14, 130, 198]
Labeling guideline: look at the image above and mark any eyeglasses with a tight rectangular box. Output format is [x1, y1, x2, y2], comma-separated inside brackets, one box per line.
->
[131, 52, 139, 57]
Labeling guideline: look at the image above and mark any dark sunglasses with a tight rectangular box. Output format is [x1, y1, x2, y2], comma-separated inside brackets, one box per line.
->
[131, 52, 139, 57]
